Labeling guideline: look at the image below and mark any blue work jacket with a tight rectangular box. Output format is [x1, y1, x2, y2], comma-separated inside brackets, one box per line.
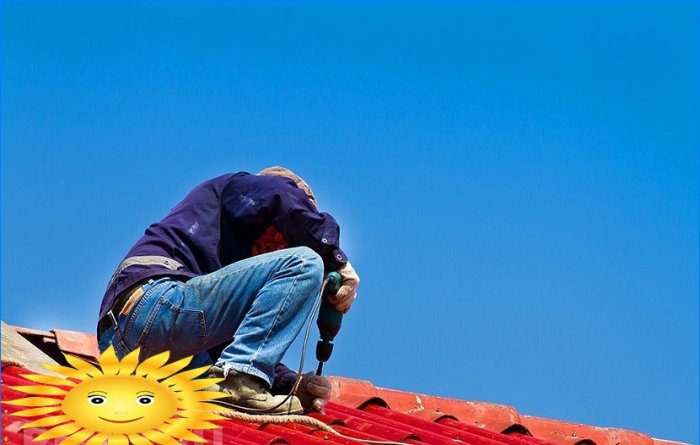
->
[99, 172, 347, 320]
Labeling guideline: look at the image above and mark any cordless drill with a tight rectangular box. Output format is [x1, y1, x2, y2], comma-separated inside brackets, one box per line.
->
[315, 271, 343, 376]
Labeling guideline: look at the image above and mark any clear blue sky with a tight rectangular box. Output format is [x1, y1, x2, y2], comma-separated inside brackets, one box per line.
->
[1, 3, 697, 443]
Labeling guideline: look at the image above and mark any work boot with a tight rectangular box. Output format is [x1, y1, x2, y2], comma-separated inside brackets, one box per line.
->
[207, 366, 303, 415]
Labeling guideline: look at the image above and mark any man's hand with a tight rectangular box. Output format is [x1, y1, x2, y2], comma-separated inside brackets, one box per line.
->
[328, 262, 359, 312]
[297, 372, 332, 412]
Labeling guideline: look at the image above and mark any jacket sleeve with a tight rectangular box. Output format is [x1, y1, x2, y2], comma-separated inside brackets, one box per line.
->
[221, 173, 348, 271]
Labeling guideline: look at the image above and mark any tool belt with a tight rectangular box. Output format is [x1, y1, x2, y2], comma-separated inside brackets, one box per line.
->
[98, 255, 184, 339]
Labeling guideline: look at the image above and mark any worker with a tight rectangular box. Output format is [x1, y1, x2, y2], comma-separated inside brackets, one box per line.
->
[96, 167, 360, 414]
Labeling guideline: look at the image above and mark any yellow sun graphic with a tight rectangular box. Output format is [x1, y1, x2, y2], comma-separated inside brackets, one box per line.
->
[6, 346, 229, 444]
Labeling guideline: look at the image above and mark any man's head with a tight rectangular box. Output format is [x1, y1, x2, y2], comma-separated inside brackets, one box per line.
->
[258, 166, 317, 207]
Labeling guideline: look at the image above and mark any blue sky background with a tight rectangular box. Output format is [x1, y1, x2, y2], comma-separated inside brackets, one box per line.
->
[1, 3, 698, 443]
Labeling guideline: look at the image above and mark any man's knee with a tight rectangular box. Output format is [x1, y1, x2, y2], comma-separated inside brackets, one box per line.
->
[290, 246, 323, 287]
[286, 246, 323, 279]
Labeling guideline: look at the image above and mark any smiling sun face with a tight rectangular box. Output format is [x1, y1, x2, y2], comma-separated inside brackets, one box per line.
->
[61, 374, 178, 435]
[6, 346, 228, 444]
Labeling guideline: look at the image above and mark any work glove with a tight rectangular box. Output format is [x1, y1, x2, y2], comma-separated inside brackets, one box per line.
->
[297, 372, 332, 413]
[328, 261, 360, 313]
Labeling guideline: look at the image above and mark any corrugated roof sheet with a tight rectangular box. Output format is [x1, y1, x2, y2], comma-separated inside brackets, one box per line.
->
[0, 324, 688, 445]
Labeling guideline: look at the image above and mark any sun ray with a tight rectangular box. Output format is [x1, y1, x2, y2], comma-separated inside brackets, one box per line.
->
[187, 390, 230, 402]
[159, 425, 206, 443]
[22, 373, 76, 387]
[145, 356, 192, 381]
[107, 433, 129, 445]
[4, 396, 62, 407]
[162, 416, 221, 434]
[127, 433, 155, 445]
[135, 350, 170, 377]
[175, 402, 227, 420]
[196, 420, 222, 430]
[34, 421, 83, 441]
[42, 363, 93, 381]
[98, 345, 122, 376]
[117, 348, 141, 375]
[188, 412, 226, 422]
[142, 429, 181, 445]
[85, 432, 110, 445]
[58, 428, 94, 445]
[196, 401, 230, 412]
[11, 405, 63, 417]
[161, 365, 213, 388]
[63, 353, 103, 377]
[18, 414, 71, 430]
[198, 413, 227, 422]
[188, 408, 226, 421]
[10, 384, 68, 396]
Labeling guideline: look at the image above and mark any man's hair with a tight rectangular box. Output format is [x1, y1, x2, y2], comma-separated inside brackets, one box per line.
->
[258, 166, 317, 207]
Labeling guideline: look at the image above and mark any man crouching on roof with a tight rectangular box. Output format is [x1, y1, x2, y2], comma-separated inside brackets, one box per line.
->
[96, 167, 360, 414]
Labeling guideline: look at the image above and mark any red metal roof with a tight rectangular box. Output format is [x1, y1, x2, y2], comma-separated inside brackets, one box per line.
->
[0, 325, 687, 445]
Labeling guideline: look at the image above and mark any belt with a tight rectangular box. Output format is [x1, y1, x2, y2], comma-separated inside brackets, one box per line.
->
[97, 283, 146, 339]
[98, 256, 185, 339]
[97, 255, 185, 339]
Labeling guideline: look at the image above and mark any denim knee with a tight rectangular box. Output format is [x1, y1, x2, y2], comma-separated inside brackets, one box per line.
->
[282, 246, 322, 289]
[291, 246, 323, 272]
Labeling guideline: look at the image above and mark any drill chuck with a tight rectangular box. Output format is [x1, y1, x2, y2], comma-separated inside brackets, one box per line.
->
[316, 339, 334, 362]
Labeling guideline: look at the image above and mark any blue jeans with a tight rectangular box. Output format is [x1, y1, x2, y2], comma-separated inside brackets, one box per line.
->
[97, 246, 324, 386]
